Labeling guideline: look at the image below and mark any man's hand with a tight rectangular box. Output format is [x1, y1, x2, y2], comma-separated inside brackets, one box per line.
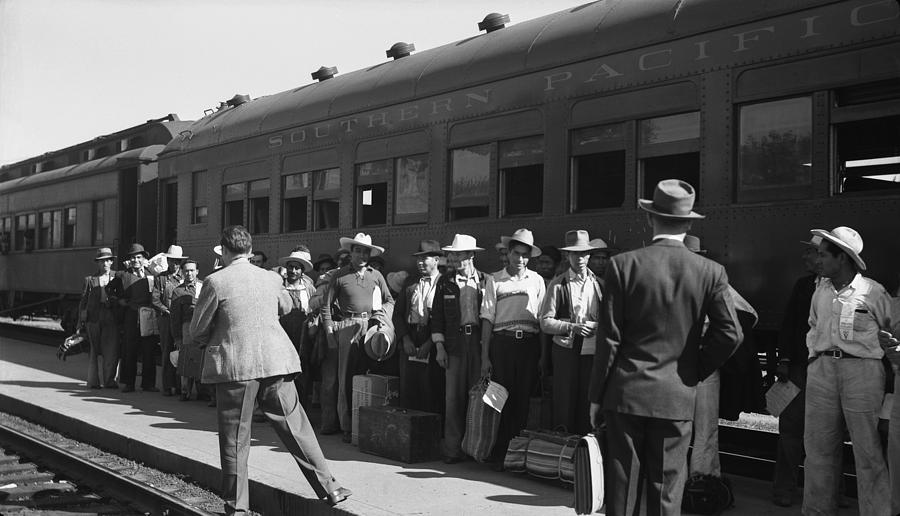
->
[880, 330, 900, 368]
[481, 357, 492, 378]
[435, 345, 448, 369]
[573, 323, 595, 337]
[776, 362, 790, 382]
[326, 330, 338, 350]
[417, 340, 433, 360]
[590, 402, 604, 431]
[403, 336, 417, 357]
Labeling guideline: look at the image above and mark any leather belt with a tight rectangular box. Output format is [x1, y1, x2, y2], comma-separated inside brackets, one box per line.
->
[460, 324, 478, 335]
[342, 311, 369, 319]
[494, 329, 537, 340]
[819, 349, 861, 359]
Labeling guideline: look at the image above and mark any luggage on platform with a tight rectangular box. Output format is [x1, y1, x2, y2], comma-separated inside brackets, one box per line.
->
[351, 374, 400, 445]
[503, 428, 579, 484]
[461, 377, 501, 462]
[138, 306, 159, 336]
[358, 406, 441, 463]
[574, 432, 605, 515]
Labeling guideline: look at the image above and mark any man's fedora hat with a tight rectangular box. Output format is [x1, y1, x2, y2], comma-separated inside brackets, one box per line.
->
[339, 232, 385, 256]
[588, 238, 611, 255]
[124, 243, 149, 258]
[810, 226, 866, 271]
[94, 247, 116, 261]
[560, 230, 600, 252]
[313, 253, 337, 269]
[800, 235, 823, 248]
[279, 249, 313, 271]
[683, 235, 707, 255]
[442, 234, 484, 252]
[412, 239, 444, 257]
[363, 323, 396, 362]
[638, 179, 705, 219]
[500, 228, 542, 257]
[163, 245, 188, 260]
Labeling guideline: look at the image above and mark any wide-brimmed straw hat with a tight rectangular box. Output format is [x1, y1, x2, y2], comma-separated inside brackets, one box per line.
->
[363, 323, 396, 362]
[810, 227, 866, 271]
[500, 228, 542, 257]
[124, 243, 149, 258]
[683, 235, 707, 255]
[560, 230, 599, 252]
[163, 245, 188, 260]
[442, 234, 484, 252]
[94, 247, 116, 261]
[412, 240, 444, 257]
[638, 179, 705, 219]
[339, 232, 385, 256]
[279, 250, 313, 271]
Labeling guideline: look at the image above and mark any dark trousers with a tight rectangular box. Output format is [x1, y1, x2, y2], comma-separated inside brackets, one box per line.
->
[443, 329, 482, 459]
[551, 343, 593, 435]
[158, 315, 178, 393]
[488, 333, 540, 461]
[216, 376, 340, 515]
[121, 309, 157, 389]
[604, 410, 693, 516]
[399, 334, 445, 416]
[773, 387, 805, 498]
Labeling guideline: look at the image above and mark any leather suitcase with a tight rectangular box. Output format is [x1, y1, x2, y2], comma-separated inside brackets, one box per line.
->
[351, 374, 400, 445]
[358, 406, 441, 463]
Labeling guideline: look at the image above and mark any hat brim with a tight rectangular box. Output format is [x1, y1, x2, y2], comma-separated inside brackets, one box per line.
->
[412, 251, 445, 257]
[500, 237, 542, 257]
[441, 245, 484, 252]
[94, 254, 117, 261]
[164, 254, 188, 260]
[559, 245, 598, 252]
[363, 325, 395, 361]
[637, 199, 705, 219]
[810, 229, 866, 271]
[278, 257, 313, 271]
[339, 237, 384, 256]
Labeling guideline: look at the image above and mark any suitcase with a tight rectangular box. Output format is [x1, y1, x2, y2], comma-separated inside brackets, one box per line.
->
[574, 432, 604, 515]
[351, 374, 400, 445]
[358, 406, 441, 463]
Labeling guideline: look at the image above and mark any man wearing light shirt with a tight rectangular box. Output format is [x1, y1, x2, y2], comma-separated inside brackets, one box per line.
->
[431, 234, 487, 463]
[803, 226, 891, 516]
[540, 230, 603, 435]
[481, 228, 546, 467]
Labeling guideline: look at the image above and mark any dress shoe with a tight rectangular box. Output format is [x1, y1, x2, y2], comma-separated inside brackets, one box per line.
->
[88, 384, 101, 390]
[342, 431, 352, 444]
[143, 387, 160, 392]
[121, 386, 135, 393]
[325, 487, 352, 506]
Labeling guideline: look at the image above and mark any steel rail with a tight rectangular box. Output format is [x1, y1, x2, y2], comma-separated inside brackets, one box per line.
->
[0, 423, 215, 516]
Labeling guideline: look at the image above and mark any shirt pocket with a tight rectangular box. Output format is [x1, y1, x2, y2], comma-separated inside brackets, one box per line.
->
[852, 306, 877, 334]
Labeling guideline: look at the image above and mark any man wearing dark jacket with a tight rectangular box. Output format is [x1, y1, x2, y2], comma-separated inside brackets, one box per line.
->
[589, 180, 742, 516]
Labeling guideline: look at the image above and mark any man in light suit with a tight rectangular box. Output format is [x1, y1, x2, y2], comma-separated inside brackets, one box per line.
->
[191, 226, 350, 515]
[589, 180, 743, 516]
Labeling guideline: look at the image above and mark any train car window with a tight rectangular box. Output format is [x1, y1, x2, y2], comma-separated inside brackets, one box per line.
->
[161, 181, 177, 246]
[0, 217, 10, 254]
[64, 208, 76, 247]
[15, 214, 31, 251]
[833, 81, 900, 195]
[282, 172, 311, 232]
[737, 97, 812, 202]
[356, 159, 391, 227]
[92, 200, 104, 245]
[449, 144, 492, 221]
[248, 179, 270, 234]
[570, 124, 626, 211]
[192, 171, 209, 224]
[39, 211, 52, 249]
[394, 154, 429, 225]
[51, 211, 62, 248]
[639, 112, 700, 202]
[223, 183, 246, 227]
[499, 136, 544, 216]
[313, 168, 341, 230]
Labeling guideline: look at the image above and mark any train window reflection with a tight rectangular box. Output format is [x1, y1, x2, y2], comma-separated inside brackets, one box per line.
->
[313, 168, 340, 231]
[449, 145, 491, 221]
[15, 214, 33, 251]
[39, 212, 52, 249]
[395, 154, 429, 225]
[248, 179, 270, 234]
[500, 137, 544, 217]
[92, 200, 104, 245]
[738, 97, 812, 199]
[0, 217, 10, 254]
[52, 211, 62, 248]
[640, 112, 699, 145]
[836, 116, 900, 194]
[63, 208, 76, 248]
[192, 171, 208, 224]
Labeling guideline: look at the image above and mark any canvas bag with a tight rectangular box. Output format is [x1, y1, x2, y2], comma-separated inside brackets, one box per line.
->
[138, 306, 159, 336]
[461, 377, 502, 462]
[503, 428, 578, 483]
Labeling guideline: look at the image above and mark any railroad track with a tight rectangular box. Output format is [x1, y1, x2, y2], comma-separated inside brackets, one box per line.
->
[0, 423, 215, 515]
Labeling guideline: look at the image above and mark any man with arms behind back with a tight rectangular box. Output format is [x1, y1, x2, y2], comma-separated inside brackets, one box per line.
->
[589, 180, 743, 516]
[191, 226, 350, 514]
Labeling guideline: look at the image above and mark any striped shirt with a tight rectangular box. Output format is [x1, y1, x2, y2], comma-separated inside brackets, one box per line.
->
[480, 269, 546, 333]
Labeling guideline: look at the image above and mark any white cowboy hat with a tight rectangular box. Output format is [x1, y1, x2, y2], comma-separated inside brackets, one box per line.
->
[163, 244, 188, 260]
[500, 228, 542, 257]
[442, 234, 484, 252]
[339, 232, 385, 256]
[810, 227, 866, 271]
[278, 249, 313, 271]
[560, 230, 600, 252]
[363, 323, 396, 362]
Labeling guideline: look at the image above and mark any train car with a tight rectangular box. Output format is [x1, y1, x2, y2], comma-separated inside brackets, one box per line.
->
[0, 114, 193, 329]
[158, 0, 900, 342]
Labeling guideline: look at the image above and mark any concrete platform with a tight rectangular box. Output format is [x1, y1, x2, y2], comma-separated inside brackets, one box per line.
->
[0, 336, 860, 516]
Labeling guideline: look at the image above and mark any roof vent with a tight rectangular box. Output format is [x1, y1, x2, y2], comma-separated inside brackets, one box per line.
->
[227, 94, 250, 107]
[478, 13, 510, 33]
[312, 66, 338, 82]
[386, 42, 415, 60]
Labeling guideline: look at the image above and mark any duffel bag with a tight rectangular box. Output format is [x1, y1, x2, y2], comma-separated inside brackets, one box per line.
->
[574, 432, 604, 515]
[504, 429, 579, 484]
[681, 474, 734, 515]
[461, 377, 501, 462]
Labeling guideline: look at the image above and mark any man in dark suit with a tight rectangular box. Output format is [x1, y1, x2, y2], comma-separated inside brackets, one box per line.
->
[108, 243, 157, 393]
[191, 226, 350, 514]
[78, 247, 120, 388]
[589, 179, 743, 516]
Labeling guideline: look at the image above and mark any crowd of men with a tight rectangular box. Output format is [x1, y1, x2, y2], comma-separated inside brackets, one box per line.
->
[77, 179, 900, 516]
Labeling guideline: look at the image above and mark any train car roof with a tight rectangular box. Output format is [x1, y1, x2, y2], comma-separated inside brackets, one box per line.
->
[0, 145, 165, 195]
[162, 0, 834, 156]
